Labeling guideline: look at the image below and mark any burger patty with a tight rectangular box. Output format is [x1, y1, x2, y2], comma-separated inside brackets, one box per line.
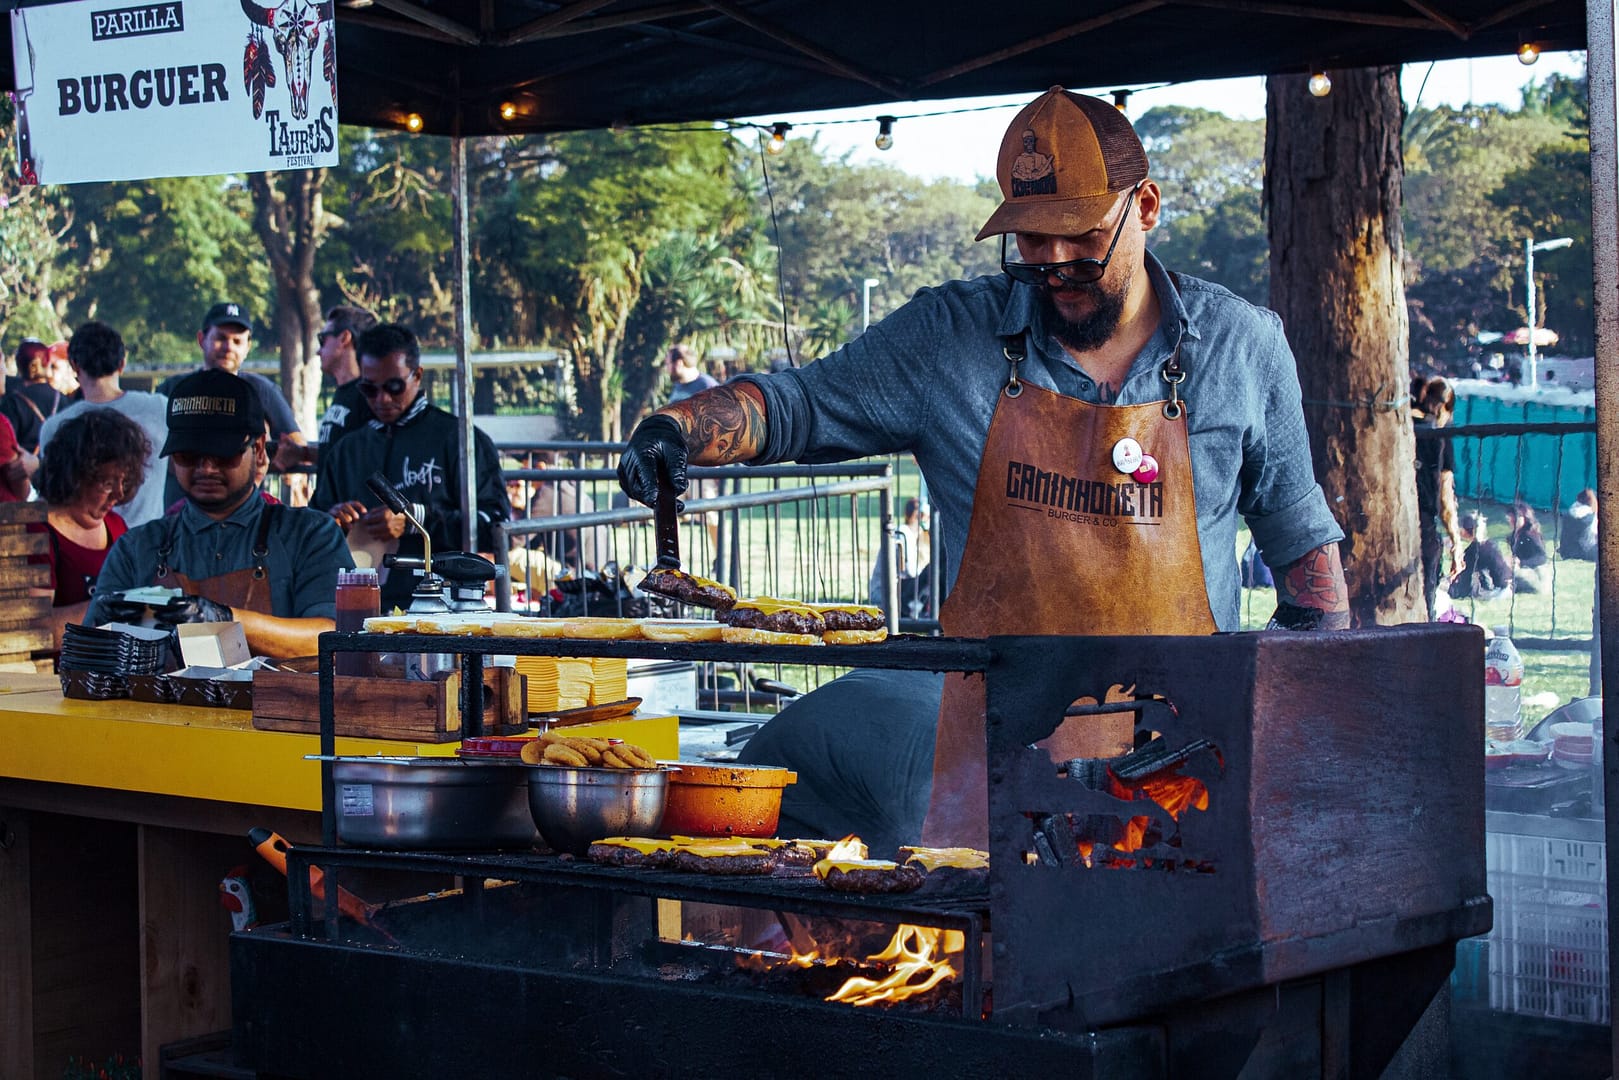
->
[587, 841, 674, 868]
[640, 568, 737, 611]
[819, 606, 885, 633]
[817, 862, 927, 894]
[723, 603, 825, 636]
[666, 849, 779, 875]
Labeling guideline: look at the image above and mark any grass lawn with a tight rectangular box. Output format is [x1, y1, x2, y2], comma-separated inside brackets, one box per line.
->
[1234, 520, 1598, 731]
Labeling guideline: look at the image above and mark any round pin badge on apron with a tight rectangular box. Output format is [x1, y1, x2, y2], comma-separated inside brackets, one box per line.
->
[1133, 455, 1160, 484]
[1111, 437, 1144, 475]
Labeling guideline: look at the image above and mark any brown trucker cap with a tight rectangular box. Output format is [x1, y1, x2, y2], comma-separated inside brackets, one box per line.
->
[975, 86, 1150, 242]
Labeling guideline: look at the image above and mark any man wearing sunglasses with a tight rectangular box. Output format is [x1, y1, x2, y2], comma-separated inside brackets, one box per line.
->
[86, 369, 354, 658]
[271, 304, 380, 473]
[311, 323, 509, 613]
[617, 86, 1348, 855]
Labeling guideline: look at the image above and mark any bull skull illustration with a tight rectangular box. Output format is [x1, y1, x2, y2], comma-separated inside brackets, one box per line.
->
[240, 0, 334, 120]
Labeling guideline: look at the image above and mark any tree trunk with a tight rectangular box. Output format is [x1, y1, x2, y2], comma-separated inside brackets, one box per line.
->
[1266, 68, 1423, 626]
[247, 169, 328, 435]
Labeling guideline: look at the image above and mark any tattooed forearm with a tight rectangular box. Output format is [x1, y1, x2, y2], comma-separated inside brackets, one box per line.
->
[657, 382, 769, 465]
[1269, 542, 1351, 631]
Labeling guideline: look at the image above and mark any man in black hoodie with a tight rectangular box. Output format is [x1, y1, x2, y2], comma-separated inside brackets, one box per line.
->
[310, 323, 509, 612]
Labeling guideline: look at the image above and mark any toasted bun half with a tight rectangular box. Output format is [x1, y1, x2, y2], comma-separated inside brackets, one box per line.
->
[562, 617, 644, 640]
[720, 625, 823, 647]
[640, 619, 725, 642]
[362, 616, 415, 633]
[822, 628, 889, 645]
[489, 617, 571, 638]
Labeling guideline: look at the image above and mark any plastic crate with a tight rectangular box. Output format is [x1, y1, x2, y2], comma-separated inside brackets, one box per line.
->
[1485, 830, 1610, 1025]
[1486, 832, 1606, 888]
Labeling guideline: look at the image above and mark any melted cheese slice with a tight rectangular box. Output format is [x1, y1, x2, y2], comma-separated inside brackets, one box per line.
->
[670, 837, 773, 858]
[902, 847, 989, 872]
[813, 857, 900, 880]
[731, 596, 820, 617]
[593, 837, 678, 854]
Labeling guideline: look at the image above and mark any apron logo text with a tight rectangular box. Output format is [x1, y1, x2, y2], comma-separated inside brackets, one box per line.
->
[1005, 459, 1164, 523]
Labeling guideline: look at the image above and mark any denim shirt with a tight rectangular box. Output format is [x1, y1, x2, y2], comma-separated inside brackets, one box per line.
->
[738, 252, 1343, 632]
[86, 493, 354, 625]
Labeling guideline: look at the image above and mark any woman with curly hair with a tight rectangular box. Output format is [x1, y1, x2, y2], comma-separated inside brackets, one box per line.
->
[29, 408, 151, 644]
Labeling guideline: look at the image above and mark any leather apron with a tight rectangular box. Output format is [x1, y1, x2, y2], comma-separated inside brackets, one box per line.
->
[921, 338, 1217, 846]
[151, 504, 279, 613]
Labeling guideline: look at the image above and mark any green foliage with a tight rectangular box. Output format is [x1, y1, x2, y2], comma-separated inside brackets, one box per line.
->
[315, 127, 457, 339]
[0, 95, 75, 346]
[747, 132, 998, 348]
[65, 175, 270, 370]
[1135, 106, 1267, 303]
[475, 126, 749, 437]
[1404, 68, 1593, 370]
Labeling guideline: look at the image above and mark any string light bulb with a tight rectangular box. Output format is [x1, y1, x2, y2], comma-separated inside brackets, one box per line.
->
[404, 112, 424, 132]
[1307, 71, 1332, 97]
[1111, 89, 1132, 113]
[766, 122, 791, 155]
[874, 116, 895, 151]
[1517, 41, 1541, 65]
[499, 101, 517, 121]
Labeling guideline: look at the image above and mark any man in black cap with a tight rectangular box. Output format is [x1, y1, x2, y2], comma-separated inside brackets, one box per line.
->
[157, 302, 305, 453]
[87, 368, 353, 658]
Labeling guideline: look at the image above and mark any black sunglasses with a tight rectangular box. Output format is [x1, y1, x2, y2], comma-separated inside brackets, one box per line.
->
[357, 371, 418, 398]
[172, 443, 249, 470]
[1000, 183, 1142, 288]
[316, 330, 339, 344]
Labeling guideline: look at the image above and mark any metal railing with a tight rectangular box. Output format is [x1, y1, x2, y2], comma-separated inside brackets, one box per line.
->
[494, 461, 901, 621]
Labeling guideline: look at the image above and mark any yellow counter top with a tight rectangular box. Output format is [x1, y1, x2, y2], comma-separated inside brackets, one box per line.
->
[0, 675, 457, 811]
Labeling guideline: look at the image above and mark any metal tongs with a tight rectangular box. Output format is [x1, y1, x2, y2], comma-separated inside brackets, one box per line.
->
[637, 464, 694, 601]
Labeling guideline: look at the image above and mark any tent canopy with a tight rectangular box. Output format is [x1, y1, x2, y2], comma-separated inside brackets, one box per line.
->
[0, 0, 1589, 136]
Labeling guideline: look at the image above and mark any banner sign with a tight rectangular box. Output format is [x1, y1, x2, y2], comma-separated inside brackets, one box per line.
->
[10, 0, 339, 184]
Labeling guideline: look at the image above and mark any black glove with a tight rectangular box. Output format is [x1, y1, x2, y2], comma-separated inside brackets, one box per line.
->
[616, 414, 689, 510]
[95, 598, 149, 626]
[154, 595, 234, 625]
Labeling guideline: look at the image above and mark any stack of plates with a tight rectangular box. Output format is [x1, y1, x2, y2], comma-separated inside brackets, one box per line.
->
[60, 622, 172, 675]
[1548, 721, 1596, 770]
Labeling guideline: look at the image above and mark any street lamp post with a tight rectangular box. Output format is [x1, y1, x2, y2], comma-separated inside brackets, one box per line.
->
[862, 277, 880, 332]
[1525, 235, 1573, 390]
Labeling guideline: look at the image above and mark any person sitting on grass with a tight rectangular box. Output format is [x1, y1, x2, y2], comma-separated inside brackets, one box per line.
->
[1450, 511, 1512, 603]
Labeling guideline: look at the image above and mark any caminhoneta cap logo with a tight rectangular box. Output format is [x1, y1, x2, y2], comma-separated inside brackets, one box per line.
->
[159, 368, 266, 458]
[976, 86, 1150, 242]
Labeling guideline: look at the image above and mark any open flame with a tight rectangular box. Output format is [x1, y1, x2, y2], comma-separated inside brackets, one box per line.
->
[1070, 761, 1211, 868]
[825, 925, 964, 1007]
[825, 835, 868, 862]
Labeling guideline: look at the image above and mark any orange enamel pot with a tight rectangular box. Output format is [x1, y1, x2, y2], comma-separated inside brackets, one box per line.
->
[660, 762, 798, 838]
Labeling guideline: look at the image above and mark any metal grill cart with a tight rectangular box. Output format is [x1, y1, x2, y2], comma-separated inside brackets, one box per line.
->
[233, 624, 1490, 1079]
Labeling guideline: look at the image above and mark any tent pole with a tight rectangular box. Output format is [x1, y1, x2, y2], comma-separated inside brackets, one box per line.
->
[450, 131, 476, 555]
[1586, 3, 1619, 1072]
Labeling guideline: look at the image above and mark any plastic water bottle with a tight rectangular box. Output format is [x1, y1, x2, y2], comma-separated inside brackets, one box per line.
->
[1484, 627, 1524, 741]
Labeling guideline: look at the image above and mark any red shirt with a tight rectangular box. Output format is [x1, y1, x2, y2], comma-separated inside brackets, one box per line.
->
[0, 415, 21, 503]
[29, 512, 128, 607]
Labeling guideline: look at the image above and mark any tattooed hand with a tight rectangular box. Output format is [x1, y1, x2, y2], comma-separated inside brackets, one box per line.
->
[1268, 543, 1351, 631]
[661, 382, 770, 466]
[617, 384, 771, 509]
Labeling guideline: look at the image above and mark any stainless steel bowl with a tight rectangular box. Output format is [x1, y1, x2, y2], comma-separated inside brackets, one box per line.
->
[322, 756, 537, 850]
[526, 765, 670, 855]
